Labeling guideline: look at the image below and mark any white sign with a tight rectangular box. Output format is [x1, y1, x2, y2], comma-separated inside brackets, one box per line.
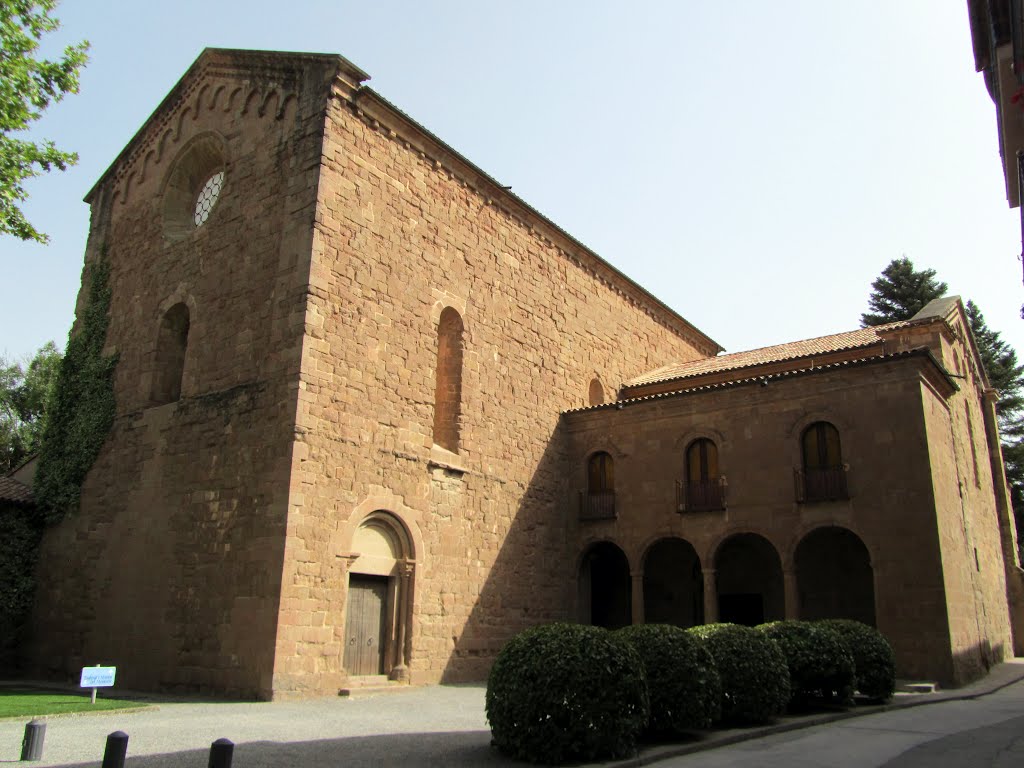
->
[80, 666, 116, 688]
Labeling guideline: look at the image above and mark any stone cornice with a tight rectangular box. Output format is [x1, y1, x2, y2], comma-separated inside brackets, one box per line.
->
[340, 87, 723, 357]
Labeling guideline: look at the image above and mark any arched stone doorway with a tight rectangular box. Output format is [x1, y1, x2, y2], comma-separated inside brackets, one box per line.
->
[643, 538, 703, 627]
[795, 526, 876, 625]
[343, 512, 414, 680]
[578, 541, 631, 629]
[714, 533, 784, 626]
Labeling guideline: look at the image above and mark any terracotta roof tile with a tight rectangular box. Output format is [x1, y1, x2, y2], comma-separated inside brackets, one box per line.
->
[624, 319, 923, 389]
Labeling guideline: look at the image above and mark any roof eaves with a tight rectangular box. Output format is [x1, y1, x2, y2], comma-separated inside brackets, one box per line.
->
[564, 348, 953, 416]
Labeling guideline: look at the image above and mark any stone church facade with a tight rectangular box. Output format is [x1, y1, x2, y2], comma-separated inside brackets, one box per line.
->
[26, 49, 1024, 698]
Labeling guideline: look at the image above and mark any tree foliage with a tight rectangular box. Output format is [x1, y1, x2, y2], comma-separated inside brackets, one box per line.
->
[0, 340, 61, 473]
[861, 257, 948, 326]
[1, 0, 89, 243]
[966, 301, 1024, 525]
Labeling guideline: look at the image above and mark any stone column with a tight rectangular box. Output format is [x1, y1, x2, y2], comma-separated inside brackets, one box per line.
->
[784, 568, 800, 619]
[389, 561, 414, 682]
[702, 568, 718, 624]
[631, 571, 644, 625]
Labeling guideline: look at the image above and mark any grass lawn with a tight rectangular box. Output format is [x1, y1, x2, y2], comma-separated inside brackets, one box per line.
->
[0, 688, 149, 718]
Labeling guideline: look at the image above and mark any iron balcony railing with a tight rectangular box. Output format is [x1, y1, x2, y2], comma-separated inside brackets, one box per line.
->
[675, 477, 727, 513]
[579, 490, 616, 521]
[794, 465, 849, 503]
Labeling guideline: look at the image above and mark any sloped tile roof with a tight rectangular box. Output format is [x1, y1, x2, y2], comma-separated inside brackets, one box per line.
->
[0, 475, 33, 505]
[624, 319, 923, 389]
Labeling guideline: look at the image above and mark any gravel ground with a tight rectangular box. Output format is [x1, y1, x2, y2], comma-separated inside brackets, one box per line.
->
[0, 684, 513, 767]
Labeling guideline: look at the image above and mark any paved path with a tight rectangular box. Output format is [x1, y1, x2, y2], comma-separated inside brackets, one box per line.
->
[1, 661, 1024, 767]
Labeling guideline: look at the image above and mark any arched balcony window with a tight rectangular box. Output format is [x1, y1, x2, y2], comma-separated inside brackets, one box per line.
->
[580, 451, 615, 520]
[797, 421, 849, 502]
[678, 438, 726, 512]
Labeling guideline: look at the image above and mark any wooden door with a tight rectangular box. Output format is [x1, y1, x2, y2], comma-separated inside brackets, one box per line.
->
[344, 575, 388, 676]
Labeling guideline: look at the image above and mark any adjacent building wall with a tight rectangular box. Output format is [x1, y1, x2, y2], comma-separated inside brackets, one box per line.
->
[565, 357, 980, 685]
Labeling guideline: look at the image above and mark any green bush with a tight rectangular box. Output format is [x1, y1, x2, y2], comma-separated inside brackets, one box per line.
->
[688, 623, 789, 724]
[818, 619, 896, 701]
[616, 624, 721, 736]
[758, 620, 855, 709]
[486, 623, 649, 764]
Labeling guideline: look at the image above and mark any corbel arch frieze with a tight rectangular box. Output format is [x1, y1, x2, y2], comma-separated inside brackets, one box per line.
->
[111, 78, 298, 207]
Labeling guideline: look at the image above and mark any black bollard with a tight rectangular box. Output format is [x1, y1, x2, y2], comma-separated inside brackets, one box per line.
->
[20, 719, 46, 761]
[208, 737, 234, 768]
[101, 730, 129, 768]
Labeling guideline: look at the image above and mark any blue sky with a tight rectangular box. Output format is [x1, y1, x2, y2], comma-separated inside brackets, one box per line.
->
[4, 1, 1023, 366]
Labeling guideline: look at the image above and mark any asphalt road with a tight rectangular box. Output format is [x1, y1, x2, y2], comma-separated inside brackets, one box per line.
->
[3, 676, 1024, 767]
[657, 679, 1024, 768]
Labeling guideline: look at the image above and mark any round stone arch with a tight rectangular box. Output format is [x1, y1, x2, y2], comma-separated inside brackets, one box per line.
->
[577, 538, 632, 629]
[641, 536, 703, 627]
[785, 411, 852, 466]
[792, 525, 877, 626]
[160, 131, 229, 239]
[335, 497, 423, 682]
[708, 529, 785, 626]
[673, 427, 727, 453]
[147, 290, 198, 406]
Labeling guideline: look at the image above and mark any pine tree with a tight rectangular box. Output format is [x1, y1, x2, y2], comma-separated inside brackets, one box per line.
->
[966, 301, 1024, 534]
[861, 257, 948, 327]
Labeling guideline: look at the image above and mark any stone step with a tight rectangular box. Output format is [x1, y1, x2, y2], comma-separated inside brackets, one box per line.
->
[338, 675, 411, 697]
[897, 681, 939, 694]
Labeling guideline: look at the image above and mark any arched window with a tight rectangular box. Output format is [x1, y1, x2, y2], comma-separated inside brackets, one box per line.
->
[432, 307, 464, 453]
[683, 438, 724, 511]
[581, 451, 615, 520]
[588, 378, 605, 406]
[151, 303, 190, 405]
[588, 451, 614, 493]
[799, 421, 848, 501]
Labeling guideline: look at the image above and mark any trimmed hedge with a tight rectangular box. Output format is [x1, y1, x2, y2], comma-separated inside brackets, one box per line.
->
[818, 619, 896, 701]
[758, 620, 855, 709]
[688, 623, 790, 724]
[486, 623, 649, 764]
[616, 624, 722, 735]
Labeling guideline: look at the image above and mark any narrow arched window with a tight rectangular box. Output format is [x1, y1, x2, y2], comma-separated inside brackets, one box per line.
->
[802, 422, 842, 471]
[686, 438, 718, 485]
[151, 303, 190, 405]
[684, 438, 723, 511]
[432, 307, 464, 452]
[588, 452, 614, 493]
[588, 378, 605, 406]
[799, 422, 848, 501]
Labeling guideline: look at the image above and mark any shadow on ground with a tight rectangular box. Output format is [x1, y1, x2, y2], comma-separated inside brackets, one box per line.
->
[46, 730, 513, 768]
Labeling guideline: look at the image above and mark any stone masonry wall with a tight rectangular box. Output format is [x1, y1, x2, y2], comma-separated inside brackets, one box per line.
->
[269, 90, 714, 694]
[29, 55, 336, 699]
[923, 318, 1015, 684]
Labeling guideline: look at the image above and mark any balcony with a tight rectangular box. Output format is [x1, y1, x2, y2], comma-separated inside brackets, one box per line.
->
[675, 477, 727, 513]
[579, 490, 616, 521]
[795, 465, 849, 503]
